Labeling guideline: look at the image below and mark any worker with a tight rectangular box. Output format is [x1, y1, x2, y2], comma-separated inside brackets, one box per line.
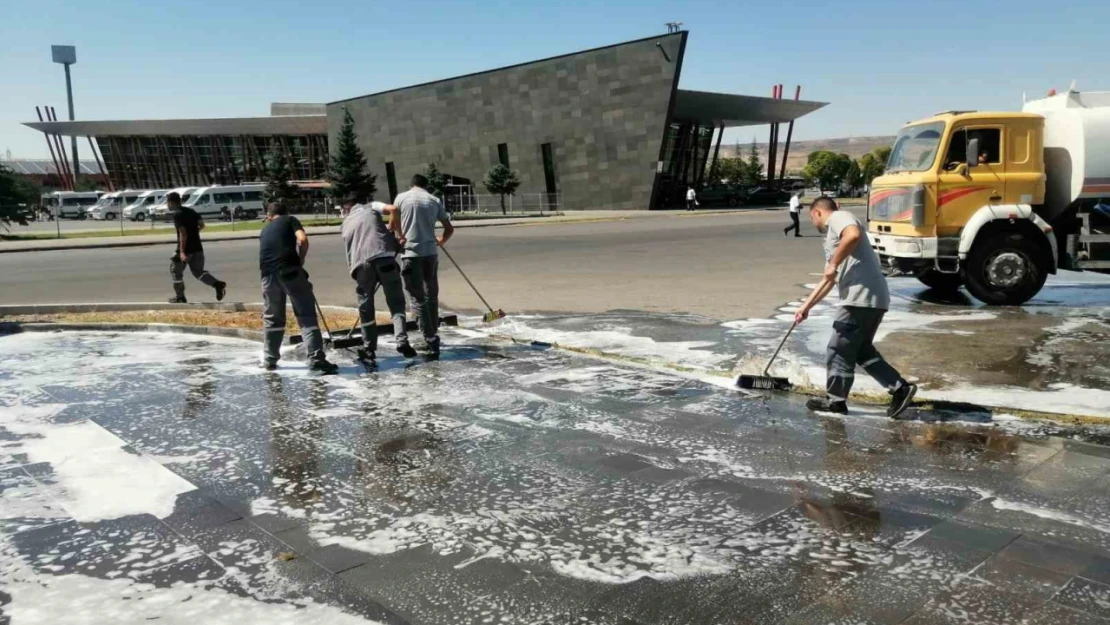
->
[686, 187, 697, 211]
[340, 194, 417, 363]
[784, 190, 803, 237]
[168, 191, 227, 304]
[396, 174, 455, 358]
[793, 197, 917, 418]
[258, 202, 338, 374]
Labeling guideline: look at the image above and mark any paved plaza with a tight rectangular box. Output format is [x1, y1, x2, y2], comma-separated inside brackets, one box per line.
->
[3, 329, 1110, 624]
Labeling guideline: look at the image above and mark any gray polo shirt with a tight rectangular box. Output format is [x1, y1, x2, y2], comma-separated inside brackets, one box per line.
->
[823, 211, 890, 309]
[394, 188, 447, 258]
[341, 202, 398, 277]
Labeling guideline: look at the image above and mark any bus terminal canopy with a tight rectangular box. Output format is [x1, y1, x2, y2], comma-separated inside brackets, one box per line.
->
[22, 115, 327, 137]
[671, 89, 827, 128]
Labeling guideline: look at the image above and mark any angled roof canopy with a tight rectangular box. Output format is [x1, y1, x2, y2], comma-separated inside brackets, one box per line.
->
[22, 115, 327, 137]
[673, 90, 827, 128]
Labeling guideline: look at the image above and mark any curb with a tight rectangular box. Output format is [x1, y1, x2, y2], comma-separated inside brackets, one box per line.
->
[0, 321, 265, 343]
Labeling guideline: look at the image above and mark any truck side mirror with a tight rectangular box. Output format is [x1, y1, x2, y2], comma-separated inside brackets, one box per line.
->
[965, 137, 980, 169]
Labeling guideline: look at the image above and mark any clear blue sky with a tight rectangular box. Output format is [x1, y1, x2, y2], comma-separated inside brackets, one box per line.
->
[2, 0, 1107, 158]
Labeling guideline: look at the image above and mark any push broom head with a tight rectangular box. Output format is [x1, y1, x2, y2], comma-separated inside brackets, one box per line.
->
[736, 374, 793, 391]
[482, 309, 507, 323]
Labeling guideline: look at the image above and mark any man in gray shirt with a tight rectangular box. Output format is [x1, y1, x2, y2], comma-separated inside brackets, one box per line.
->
[794, 197, 917, 418]
[340, 194, 417, 362]
[395, 174, 455, 358]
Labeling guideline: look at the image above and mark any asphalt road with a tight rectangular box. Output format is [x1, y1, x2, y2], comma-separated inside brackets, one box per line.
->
[0, 209, 844, 320]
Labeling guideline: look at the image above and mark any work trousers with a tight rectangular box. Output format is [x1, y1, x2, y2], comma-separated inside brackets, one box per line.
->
[171, 252, 219, 298]
[826, 306, 905, 401]
[784, 212, 801, 236]
[261, 267, 326, 365]
[401, 255, 440, 342]
[354, 257, 409, 352]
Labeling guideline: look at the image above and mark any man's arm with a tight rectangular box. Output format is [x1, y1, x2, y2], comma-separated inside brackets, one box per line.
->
[177, 226, 188, 261]
[197, 219, 205, 231]
[795, 223, 862, 324]
[384, 205, 404, 243]
[295, 229, 310, 263]
[437, 216, 455, 247]
[795, 277, 836, 325]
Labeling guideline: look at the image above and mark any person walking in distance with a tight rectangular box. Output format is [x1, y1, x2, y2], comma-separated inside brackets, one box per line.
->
[258, 202, 339, 374]
[395, 174, 455, 358]
[784, 190, 803, 237]
[793, 197, 917, 418]
[168, 192, 227, 304]
[340, 194, 418, 363]
[685, 187, 698, 211]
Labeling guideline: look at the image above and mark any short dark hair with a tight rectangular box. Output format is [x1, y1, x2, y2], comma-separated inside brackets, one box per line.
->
[267, 202, 288, 217]
[166, 192, 181, 203]
[411, 174, 429, 189]
[810, 196, 838, 212]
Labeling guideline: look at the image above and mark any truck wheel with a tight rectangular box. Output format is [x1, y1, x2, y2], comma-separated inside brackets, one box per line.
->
[917, 269, 964, 292]
[964, 232, 1047, 305]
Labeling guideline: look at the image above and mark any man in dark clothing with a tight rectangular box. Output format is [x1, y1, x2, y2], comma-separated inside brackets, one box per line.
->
[169, 192, 226, 303]
[258, 202, 338, 374]
[340, 194, 417, 363]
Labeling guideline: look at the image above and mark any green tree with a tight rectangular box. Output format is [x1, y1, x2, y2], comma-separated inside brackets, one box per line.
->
[262, 151, 297, 205]
[845, 159, 864, 192]
[0, 165, 38, 231]
[423, 162, 448, 199]
[327, 108, 377, 201]
[483, 164, 521, 215]
[709, 157, 745, 184]
[741, 140, 763, 186]
[871, 146, 892, 167]
[803, 150, 853, 191]
[858, 152, 885, 185]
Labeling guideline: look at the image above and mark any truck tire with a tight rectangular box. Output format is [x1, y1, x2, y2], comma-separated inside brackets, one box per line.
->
[964, 232, 1047, 305]
[917, 269, 964, 292]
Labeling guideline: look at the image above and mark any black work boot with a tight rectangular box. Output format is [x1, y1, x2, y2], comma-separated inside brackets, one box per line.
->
[168, 296, 187, 304]
[261, 360, 278, 371]
[356, 348, 376, 364]
[215, 281, 227, 302]
[806, 397, 848, 414]
[309, 359, 339, 375]
[424, 336, 441, 359]
[888, 383, 918, 419]
[395, 339, 417, 359]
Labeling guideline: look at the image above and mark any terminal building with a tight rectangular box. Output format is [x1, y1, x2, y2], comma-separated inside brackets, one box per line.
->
[25, 31, 825, 210]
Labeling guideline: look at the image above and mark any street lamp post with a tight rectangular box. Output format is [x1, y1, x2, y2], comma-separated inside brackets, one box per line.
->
[51, 45, 78, 186]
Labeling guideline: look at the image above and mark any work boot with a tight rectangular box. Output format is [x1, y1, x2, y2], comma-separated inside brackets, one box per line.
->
[424, 336, 441, 359]
[309, 359, 339, 375]
[395, 339, 417, 359]
[261, 360, 278, 371]
[356, 348, 376, 364]
[215, 281, 227, 302]
[806, 397, 848, 414]
[168, 296, 187, 304]
[888, 383, 918, 419]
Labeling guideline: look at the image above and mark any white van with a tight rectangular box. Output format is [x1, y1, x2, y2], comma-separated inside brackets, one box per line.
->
[41, 191, 103, 219]
[87, 189, 144, 221]
[123, 190, 168, 222]
[150, 187, 199, 222]
[183, 185, 265, 220]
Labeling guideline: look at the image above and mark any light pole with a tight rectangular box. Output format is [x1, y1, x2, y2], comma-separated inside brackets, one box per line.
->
[51, 45, 78, 186]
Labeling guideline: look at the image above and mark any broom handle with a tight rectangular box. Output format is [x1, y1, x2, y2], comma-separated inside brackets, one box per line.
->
[346, 282, 381, 338]
[762, 321, 798, 376]
[440, 246, 496, 314]
[314, 298, 333, 339]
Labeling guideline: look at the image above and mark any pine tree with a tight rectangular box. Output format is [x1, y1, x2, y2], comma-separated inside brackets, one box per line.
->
[262, 151, 297, 206]
[424, 162, 448, 199]
[742, 140, 764, 186]
[483, 164, 521, 215]
[328, 108, 376, 201]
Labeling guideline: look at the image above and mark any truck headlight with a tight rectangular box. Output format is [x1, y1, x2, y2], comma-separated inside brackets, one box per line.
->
[895, 240, 922, 254]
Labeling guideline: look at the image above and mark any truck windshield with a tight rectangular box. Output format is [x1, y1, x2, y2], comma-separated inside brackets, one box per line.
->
[886, 122, 945, 173]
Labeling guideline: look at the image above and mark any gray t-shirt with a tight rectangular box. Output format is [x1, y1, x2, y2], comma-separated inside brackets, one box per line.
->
[394, 188, 447, 258]
[341, 202, 398, 277]
[823, 211, 890, 309]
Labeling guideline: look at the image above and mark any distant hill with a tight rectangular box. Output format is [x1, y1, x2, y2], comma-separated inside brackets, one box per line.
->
[718, 135, 895, 175]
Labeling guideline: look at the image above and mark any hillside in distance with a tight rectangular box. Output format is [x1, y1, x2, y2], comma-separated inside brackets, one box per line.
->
[719, 135, 895, 175]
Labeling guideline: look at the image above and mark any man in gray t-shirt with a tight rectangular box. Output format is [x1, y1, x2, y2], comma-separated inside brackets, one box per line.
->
[394, 175, 455, 357]
[794, 197, 916, 418]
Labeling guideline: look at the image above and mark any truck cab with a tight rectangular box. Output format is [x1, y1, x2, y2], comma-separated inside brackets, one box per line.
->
[868, 112, 1057, 305]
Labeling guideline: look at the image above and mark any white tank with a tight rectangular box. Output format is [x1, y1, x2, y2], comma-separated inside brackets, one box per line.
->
[1023, 91, 1110, 220]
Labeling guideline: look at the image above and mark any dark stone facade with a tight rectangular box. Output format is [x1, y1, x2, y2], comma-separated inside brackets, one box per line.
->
[327, 32, 687, 211]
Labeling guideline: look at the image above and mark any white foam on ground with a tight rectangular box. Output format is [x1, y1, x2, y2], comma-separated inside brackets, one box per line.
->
[991, 497, 1110, 534]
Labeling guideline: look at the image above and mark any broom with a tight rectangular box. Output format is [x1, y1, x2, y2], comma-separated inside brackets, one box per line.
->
[440, 246, 505, 323]
[736, 321, 796, 391]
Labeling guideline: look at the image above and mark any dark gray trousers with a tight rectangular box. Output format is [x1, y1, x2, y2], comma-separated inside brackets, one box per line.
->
[401, 255, 440, 341]
[354, 257, 409, 352]
[171, 252, 219, 298]
[826, 306, 905, 401]
[261, 268, 325, 365]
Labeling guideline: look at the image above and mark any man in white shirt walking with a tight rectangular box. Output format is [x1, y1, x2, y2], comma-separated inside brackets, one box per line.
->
[685, 187, 697, 211]
[784, 190, 803, 237]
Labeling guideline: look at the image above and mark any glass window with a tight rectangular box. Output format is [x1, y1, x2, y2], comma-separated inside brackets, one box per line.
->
[194, 194, 211, 205]
[497, 143, 510, 168]
[886, 122, 944, 173]
[244, 191, 262, 202]
[945, 128, 1001, 167]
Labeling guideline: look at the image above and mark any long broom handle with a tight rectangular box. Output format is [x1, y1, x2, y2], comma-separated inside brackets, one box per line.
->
[440, 246, 496, 314]
[313, 298, 333, 339]
[762, 321, 798, 376]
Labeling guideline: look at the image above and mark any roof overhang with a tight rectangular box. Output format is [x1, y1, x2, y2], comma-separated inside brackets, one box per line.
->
[672, 89, 827, 128]
[21, 115, 327, 137]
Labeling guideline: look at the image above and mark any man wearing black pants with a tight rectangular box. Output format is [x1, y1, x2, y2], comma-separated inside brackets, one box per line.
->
[784, 191, 803, 237]
[169, 192, 227, 303]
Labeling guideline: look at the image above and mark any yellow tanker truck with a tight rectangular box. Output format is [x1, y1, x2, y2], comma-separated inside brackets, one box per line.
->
[867, 89, 1110, 305]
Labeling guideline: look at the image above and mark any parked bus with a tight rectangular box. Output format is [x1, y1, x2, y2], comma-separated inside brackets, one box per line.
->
[182, 184, 265, 220]
[40, 191, 102, 219]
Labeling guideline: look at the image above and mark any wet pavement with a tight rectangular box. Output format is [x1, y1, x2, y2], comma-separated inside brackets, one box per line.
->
[3, 329, 1110, 624]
